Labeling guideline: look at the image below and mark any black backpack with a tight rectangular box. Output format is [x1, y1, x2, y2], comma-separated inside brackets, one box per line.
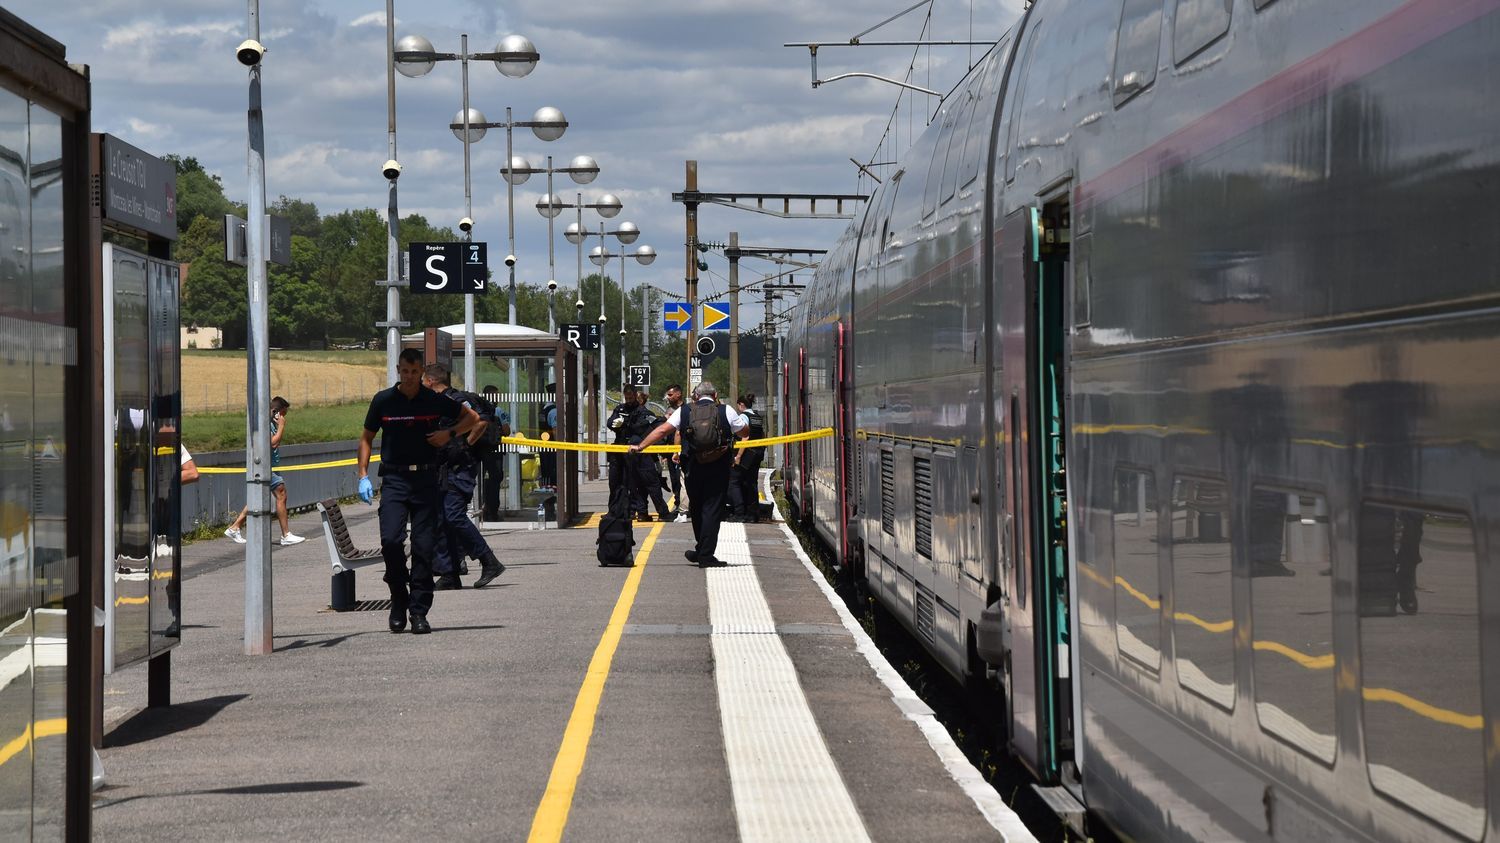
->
[684, 401, 730, 464]
[596, 482, 636, 566]
[449, 388, 504, 455]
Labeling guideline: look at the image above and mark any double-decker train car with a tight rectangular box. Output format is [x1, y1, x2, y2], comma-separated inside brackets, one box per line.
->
[784, 1, 1499, 840]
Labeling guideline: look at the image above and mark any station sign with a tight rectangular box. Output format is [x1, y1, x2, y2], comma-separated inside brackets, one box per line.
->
[559, 322, 601, 350]
[98, 134, 178, 241]
[409, 242, 488, 294]
[627, 365, 650, 387]
[663, 301, 692, 331]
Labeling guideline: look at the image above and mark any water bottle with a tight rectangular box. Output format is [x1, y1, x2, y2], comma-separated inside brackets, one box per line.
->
[535, 499, 547, 530]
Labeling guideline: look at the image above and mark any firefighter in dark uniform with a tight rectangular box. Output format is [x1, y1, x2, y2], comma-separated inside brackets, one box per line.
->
[357, 348, 480, 634]
[421, 363, 507, 591]
[607, 384, 672, 521]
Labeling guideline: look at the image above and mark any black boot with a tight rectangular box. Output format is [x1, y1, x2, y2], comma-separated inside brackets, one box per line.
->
[434, 574, 462, 591]
[388, 594, 409, 632]
[475, 553, 506, 588]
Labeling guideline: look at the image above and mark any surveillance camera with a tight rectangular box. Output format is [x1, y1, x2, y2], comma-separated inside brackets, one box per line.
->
[382, 159, 402, 180]
[504, 254, 517, 268]
[236, 39, 266, 66]
[547, 279, 558, 291]
[575, 299, 585, 310]
[458, 217, 474, 233]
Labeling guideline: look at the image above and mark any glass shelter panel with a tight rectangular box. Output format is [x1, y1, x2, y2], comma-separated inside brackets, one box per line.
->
[1250, 488, 1335, 763]
[0, 83, 33, 842]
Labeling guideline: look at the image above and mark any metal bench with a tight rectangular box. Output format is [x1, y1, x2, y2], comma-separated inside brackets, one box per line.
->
[317, 499, 382, 611]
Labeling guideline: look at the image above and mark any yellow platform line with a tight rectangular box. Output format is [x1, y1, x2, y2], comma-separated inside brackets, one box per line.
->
[527, 520, 664, 843]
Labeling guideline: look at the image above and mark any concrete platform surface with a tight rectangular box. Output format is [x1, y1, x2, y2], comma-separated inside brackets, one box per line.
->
[94, 480, 1033, 842]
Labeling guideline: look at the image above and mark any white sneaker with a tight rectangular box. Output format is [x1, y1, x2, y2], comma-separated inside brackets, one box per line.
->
[674, 512, 688, 524]
[279, 533, 306, 546]
[224, 527, 246, 544]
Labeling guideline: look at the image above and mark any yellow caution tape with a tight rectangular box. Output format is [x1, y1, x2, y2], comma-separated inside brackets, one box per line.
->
[501, 427, 833, 454]
[193, 428, 834, 474]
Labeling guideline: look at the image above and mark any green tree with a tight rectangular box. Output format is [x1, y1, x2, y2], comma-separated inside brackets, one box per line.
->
[271, 195, 322, 239]
[165, 155, 235, 236]
[178, 214, 248, 348]
[268, 234, 332, 345]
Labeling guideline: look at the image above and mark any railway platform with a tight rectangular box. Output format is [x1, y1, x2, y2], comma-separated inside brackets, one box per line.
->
[93, 480, 1035, 842]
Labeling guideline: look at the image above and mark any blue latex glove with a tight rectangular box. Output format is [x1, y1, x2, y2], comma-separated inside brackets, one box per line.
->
[358, 476, 374, 504]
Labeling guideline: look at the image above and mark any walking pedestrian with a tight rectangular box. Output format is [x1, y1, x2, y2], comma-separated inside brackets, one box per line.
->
[727, 394, 766, 522]
[631, 381, 748, 567]
[224, 396, 305, 546]
[356, 348, 481, 634]
[421, 363, 507, 591]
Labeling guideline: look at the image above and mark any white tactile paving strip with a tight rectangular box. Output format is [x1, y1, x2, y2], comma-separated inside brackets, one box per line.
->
[708, 522, 874, 843]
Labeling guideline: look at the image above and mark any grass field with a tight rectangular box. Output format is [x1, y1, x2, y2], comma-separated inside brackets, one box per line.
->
[183, 350, 388, 413]
[181, 401, 371, 453]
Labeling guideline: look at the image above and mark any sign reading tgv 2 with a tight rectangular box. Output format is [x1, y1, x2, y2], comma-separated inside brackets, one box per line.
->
[409, 242, 489, 294]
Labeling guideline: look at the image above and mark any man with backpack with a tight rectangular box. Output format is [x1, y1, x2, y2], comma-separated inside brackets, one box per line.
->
[422, 363, 507, 590]
[631, 381, 748, 567]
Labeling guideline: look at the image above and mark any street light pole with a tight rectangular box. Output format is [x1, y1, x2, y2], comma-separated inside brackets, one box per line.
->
[244, 0, 273, 655]
[460, 33, 476, 392]
[546, 155, 555, 332]
[384, 0, 401, 384]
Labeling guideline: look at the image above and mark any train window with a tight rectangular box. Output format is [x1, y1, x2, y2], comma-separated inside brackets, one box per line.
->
[1071, 233, 1092, 329]
[1254, 0, 1279, 8]
[1171, 476, 1234, 709]
[1173, 0, 1230, 65]
[960, 39, 1009, 188]
[1113, 468, 1161, 670]
[1113, 0, 1163, 107]
[1249, 488, 1335, 763]
[1358, 504, 1483, 839]
[923, 101, 958, 217]
[940, 82, 978, 204]
[1005, 22, 1044, 183]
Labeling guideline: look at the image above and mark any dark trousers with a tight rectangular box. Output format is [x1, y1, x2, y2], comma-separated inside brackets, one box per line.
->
[632, 454, 672, 519]
[728, 459, 762, 519]
[666, 457, 682, 511]
[441, 464, 493, 565]
[685, 454, 732, 560]
[378, 471, 451, 617]
[479, 452, 504, 519]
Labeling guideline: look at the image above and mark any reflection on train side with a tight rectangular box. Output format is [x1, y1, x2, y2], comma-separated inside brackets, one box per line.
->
[1100, 482, 1484, 838]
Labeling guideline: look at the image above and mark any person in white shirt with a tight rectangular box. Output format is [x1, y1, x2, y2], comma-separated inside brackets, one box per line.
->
[631, 381, 748, 566]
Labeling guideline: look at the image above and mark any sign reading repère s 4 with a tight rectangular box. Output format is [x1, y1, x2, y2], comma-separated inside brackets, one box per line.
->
[409, 242, 488, 294]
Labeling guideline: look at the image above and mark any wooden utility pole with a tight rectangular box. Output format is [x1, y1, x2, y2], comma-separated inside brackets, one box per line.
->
[728, 231, 739, 398]
[683, 161, 699, 387]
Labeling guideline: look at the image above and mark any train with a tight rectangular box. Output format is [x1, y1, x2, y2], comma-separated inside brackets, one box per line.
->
[782, 1, 1498, 840]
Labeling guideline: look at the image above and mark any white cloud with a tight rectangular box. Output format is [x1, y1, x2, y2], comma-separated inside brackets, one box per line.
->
[348, 11, 392, 28]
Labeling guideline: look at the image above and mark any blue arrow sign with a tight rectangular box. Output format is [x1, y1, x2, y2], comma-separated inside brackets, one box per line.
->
[663, 301, 693, 331]
[701, 301, 730, 331]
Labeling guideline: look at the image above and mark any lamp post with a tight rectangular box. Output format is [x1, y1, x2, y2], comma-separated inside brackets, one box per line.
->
[394, 31, 557, 395]
[504, 155, 599, 331]
[568, 218, 638, 432]
[591, 240, 656, 389]
[542, 192, 622, 444]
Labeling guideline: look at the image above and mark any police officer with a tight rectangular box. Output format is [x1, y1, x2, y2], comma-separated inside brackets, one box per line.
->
[632, 381, 748, 566]
[421, 363, 507, 591]
[607, 384, 672, 521]
[728, 393, 766, 522]
[357, 349, 480, 634]
[662, 384, 686, 520]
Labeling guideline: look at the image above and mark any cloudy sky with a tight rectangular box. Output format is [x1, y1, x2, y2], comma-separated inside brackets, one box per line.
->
[14, 0, 1020, 320]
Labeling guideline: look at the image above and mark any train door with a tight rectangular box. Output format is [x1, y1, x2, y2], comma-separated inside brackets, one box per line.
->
[798, 347, 810, 518]
[835, 322, 852, 567]
[1001, 199, 1074, 783]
